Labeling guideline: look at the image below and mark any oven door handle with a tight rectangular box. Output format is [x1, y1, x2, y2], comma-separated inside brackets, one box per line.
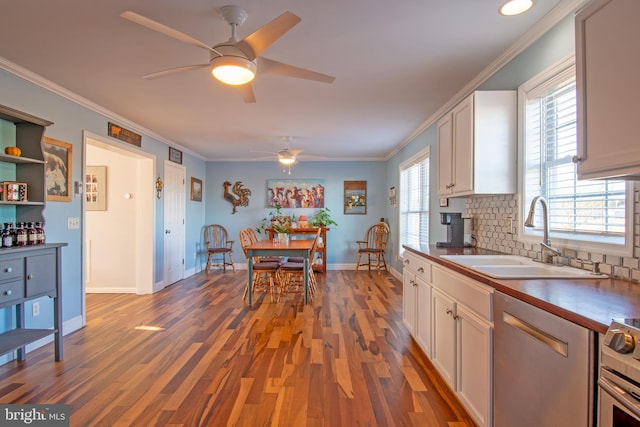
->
[599, 376, 640, 419]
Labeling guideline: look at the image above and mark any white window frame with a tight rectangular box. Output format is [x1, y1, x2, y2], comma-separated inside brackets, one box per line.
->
[399, 147, 430, 257]
[517, 55, 633, 256]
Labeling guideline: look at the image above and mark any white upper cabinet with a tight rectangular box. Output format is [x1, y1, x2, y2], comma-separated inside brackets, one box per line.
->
[575, 0, 640, 180]
[437, 91, 516, 198]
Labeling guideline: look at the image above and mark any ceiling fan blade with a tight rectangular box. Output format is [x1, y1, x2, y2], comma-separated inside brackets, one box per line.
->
[237, 83, 256, 104]
[121, 11, 221, 56]
[142, 64, 209, 80]
[237, 11, 301, 59]
[257, 57, 335, 83]
[288, 149, 304, 156]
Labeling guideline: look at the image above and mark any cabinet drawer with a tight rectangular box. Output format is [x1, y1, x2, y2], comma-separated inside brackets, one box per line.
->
[403, 252, 432, 282]
[26, 252, 56, 297]
[432, 265, 493, 321]
[0, 258, 24, 282]
[0, 280, 23, 305]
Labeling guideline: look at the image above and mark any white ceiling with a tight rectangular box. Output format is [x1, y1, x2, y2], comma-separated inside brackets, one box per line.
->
[0, 0, 574, 162]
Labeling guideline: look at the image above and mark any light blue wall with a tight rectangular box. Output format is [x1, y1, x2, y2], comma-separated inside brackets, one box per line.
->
[0, 69, 207, 333]
[386, 15, 575, 273]
[203, 161, 387, 268]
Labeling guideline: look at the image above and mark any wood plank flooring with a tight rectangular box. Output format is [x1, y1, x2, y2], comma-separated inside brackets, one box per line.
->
[0, 270, 476, 426]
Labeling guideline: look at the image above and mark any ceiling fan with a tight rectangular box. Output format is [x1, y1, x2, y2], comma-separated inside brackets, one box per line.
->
[251, 138, 325, 174]
[120, 5, 335, 103]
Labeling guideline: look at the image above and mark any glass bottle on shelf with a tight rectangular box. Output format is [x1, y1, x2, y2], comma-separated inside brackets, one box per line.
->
[16, 222, 28, 247]
[2, 222, 14, 248]
[27, 222, 38, 245]
[35, 221, 45, 244]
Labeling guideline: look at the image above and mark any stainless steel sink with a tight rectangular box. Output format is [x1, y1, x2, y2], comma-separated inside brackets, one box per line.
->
[440, 254, 607, 279]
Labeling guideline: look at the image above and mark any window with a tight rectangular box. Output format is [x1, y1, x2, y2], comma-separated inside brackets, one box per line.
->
[399, 148, 430, 254]
[521, 59, 632, 255]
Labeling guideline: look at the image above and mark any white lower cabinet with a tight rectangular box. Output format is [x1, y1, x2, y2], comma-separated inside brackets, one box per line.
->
[456, 303, 492, 427]
[403, 254, 493, 427]
[402, 252, 432, 357]
[431, 287, 456, 385]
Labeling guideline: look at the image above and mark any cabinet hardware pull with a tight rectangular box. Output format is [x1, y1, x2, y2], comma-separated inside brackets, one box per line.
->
[4, 290, 11, 296]
[453, 314, 460, 320]
[4, 267, 11, 273]
[27, 274, 33, 280]
[571, 155, 582, 163]
[446, 308, 452, 315]
[404, 259, 409, 265]
[417, 267, 424, 273]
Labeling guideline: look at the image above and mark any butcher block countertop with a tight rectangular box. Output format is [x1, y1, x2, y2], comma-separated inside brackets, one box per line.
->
[403, 245, 640, 334]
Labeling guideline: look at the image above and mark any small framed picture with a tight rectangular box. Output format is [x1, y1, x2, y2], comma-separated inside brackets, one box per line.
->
[439, 198, 449, 207]
[85, 166, 107, 211]
[190, 177, 202, 202]
[169, 147, 182, 164]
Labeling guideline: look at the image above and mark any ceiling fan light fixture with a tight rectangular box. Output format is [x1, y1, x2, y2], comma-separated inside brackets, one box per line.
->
[499, 0, 533, 16]
[278, 155, 296, 165]
[211, 56, 256, 85]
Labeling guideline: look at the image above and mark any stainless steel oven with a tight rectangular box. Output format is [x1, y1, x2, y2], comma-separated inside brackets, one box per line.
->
[600, 320, 640, 427]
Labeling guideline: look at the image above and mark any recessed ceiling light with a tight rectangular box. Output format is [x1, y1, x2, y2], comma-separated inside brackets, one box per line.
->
[499, 0, 534, 16]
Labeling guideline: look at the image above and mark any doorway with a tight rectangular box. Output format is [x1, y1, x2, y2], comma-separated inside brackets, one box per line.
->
[83, 132, 155, 298]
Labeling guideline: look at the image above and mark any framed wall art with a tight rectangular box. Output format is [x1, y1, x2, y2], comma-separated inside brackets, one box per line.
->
[43, 137, 73, 202]
[344, 180, 366, 214]
[168, 147, 182, 164]
[190, 177, 203, 202]
[266, 179, 324, 208]
[85, 166, 107, 211]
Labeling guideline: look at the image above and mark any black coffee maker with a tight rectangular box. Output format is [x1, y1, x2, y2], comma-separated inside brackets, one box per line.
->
[436, 212, 464, 247]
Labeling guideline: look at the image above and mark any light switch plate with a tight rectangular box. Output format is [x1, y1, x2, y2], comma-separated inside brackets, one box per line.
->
[67, 217, 80, 229]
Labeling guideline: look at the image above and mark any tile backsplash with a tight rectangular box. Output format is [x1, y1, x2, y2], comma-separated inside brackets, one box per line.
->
[464, 185, 640, 283]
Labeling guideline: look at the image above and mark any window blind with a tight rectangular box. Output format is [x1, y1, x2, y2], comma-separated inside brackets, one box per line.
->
[400, 153, 430, 250]
[524, 72, 625, 237]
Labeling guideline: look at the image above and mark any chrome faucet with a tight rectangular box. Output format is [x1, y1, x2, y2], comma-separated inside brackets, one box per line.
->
[524, 196, 561, 264]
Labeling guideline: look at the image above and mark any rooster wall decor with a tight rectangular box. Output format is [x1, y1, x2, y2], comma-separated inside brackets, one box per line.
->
[223, 181, 251, 214]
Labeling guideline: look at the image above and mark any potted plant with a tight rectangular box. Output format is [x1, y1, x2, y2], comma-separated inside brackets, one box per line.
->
[310, 207, 338, 228]
[272, 221, 293, 244]
[255, 205, 284, 235]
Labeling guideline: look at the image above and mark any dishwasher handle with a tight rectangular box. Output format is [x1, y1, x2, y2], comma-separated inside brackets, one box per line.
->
[503, 311, 569, 357]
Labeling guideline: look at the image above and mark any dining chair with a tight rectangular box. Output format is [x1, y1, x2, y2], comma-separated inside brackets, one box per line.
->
[279, 228, 321, 301]
[239, 228, 280, 302]
[355, 221, 390, 274]
[204, 224, 236, 273]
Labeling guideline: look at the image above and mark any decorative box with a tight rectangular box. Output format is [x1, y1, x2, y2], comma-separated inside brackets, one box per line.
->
[1, 181, 27, 202]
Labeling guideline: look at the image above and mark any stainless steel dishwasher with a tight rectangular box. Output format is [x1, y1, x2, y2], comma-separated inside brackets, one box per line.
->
[494, 292, 596, 427]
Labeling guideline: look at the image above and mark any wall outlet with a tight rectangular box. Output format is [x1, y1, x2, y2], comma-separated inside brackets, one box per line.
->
[32, 302, 40, 317]
[67, 217, 80, 229]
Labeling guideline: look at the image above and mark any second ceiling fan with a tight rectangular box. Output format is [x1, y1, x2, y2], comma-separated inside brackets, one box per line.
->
[121, 5, 335, 103]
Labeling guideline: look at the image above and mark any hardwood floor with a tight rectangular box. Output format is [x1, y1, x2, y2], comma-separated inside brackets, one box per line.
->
[0, 270, 476, 426]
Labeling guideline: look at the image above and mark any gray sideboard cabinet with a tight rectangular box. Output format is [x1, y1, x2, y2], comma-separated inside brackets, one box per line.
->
[0, 244, 66, 361]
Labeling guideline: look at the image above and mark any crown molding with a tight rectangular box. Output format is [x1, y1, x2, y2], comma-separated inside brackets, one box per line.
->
[0, 56, 205, 161]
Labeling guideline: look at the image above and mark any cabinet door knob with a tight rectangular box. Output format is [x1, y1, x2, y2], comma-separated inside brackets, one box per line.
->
[4, 267, 11, 273]
[404, 259, 409, 265]
[4, 289, 11, 296]
[417, 267, 424, 273]
[446, 308, 452, 315]
[572, 155, 582, 163]
[27, 274, 33, 280]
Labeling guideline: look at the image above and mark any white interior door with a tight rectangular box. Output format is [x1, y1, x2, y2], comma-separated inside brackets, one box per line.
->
[163, 161, 185, 285]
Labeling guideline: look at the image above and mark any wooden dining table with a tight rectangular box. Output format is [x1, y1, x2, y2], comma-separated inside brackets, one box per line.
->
[245, 239, 315, 305]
